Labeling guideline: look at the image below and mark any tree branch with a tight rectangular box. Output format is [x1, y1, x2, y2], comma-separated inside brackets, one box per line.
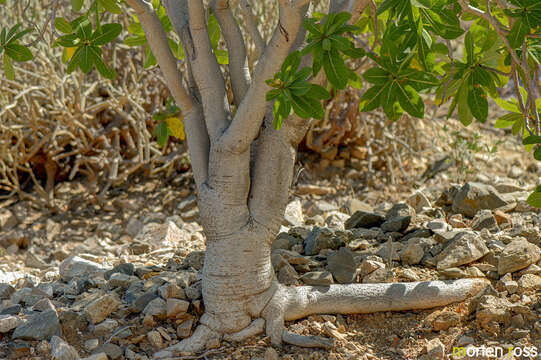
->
[218, 0, 307, 153]
[212, 0, 251, 106]
[188, 0, 230, 141]
[240, 0, 265, 58]
[125, 0, 193, 112]
[126, 0, 209, 186]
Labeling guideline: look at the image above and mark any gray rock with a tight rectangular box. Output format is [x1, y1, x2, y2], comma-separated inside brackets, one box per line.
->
[498, 238, 541, 275]
[452, 182, 510, 217]
[470, 210, 499, 232]
[50, 335, 79, 360]
[303, 227, 344, 255]
[381, 203, 415, 233]
[299, 271, 334, 286]
[25, 252, 49, 269]
[166, 298, 190, 319]
[0, 314, 21, 333]
[0, 283, 15, 299]
[147, 330, 164, 349]
[327, 248, 357, 284]
[177, 318, 194, 338]
[185, 282, 202, 300]
[344, 211, 385, 229]
[517, 274, 541, 292]
[84, 294, 121, 325]
[0, 209, 17, 230]
[277, 263, 299, 285]
[104, 263, 135, 280]
[362, 268, 393, 283]
[135, 221, 191, 250]
[143, 298, 167, 320]
[272, 233, 295, 251]
[325, 211, 350, 230]
[93, 319, 118, 337]
[400, 237, 435, 265]
[59, 256, 107, 282]
[93, 343, 123, 360]
[108, 273, 138, 289]
[12, 309, 61, 340]
[125, 217, 143, 238]
[436, 232, 489, 270]
[183, 251, 205, 271]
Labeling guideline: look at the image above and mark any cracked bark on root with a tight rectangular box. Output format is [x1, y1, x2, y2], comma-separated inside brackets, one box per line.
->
[153, 278, 488, 358]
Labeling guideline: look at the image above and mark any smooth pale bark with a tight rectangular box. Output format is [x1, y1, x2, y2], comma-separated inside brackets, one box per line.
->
[126, 2, 490, 358]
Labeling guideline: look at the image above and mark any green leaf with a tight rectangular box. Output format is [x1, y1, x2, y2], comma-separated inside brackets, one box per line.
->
[507, 19, 528, 49]
[360, 84, 387, 112]
[302, 18, 321, 35]
[465, 32, 475, 64]
[322, 49, 348, 89]
[67, 47, 83, 73]
[289, 81, 311, 96]
[89, 45, 116, 79]
[401, 70, 439, 91]
[396, 83, 424, 118]
[144, 46, 157, 68]
[523, 135, 541, 145]
[1, 28, 6, 44]
[4, 44, 33, 62]
[306, 84, 331, 100]
[534, 146, 541, 161]
[55, 18, 73, 34]
[71, 0, 84, 12]
[79, 46, 93, 73]
[526, 191, 541, 208]
[91, 23, 122, 45]
[457, 84, 473, 126]
[99, 0, 121, 14]
[154, 121, 170, 147]
[290, 94, 313, 118]
[467, 82, 488, 123]
[377, 0, 400, 15]
[76, 19, 92, 40]
[363, 67, 390, 85]
[495, 113, 522, 128]
[124, 35, 147, 47]
[3, 55, 15, 80]
[266, 89, 281, 101]
[54, 34, 80, 47]
[6, 27, 33, 45]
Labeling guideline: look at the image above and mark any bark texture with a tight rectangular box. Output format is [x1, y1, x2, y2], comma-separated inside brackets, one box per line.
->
[124, 1, 491, 358]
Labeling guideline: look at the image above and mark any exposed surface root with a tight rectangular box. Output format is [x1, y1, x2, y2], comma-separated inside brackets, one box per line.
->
[153, 325, 221, 359]
[282, 330, 334, 349]
[223, 318, 265, 342]
[154, 278, 490, 356]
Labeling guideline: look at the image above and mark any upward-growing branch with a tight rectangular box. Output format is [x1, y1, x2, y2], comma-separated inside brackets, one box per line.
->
[212, 0, 251, 106]
[188, 0, 230, 141]
[219, 0, 307, 153]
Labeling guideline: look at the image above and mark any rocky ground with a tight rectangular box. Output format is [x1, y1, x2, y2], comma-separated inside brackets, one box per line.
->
[0, 118, 541, 360]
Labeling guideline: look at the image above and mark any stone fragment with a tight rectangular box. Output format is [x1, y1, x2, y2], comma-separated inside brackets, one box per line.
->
[143, 297, 167, 320]
[517, 274, 541, 292]
[381, 203, 415, 233]
[59, 256, 107, 282]
[452, 182, 510, 217]
[426, 338, 445, 360]
[0, 209, 17, 230]
[12, 309, 61, 340]
[84, 294, 121, 325]
[303, 227, 344, 256]
[166, 298, 189, 319]
[327, 248, 357, 284]
[0, 314, 21, 333]
[176, 318, 194, 338]
[432, 311, 460, 331]
[299, 271, 334, 286]
[470, 210, 499, 232]
[284, 199, 304, 227]
[408, 191, 431, 213]
[50, 335, 79, 360]
[147, 330, 163, 349]
[436, 233, 489, 270]
[498, 238, 541, 275]
[344, 211, 385, 230]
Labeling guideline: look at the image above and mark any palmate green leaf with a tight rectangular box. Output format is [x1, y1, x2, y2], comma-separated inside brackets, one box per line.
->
[55, 18, 73, 34]
[360, 83, 387, 112]
[71, 0, 84, 12]
[154, 121, 170, 147]
[67, 46, 83, 73]
[467, 81, 488, 123]
[91, 23, 122, 45]
[3, 54, 15, 80]
[99, 0, 121, 14]
[396, 83, 424, 118]
[457, 84, 473, 126]
[79, 46, 93, 73]
[495, 112, 522, 128]
[89, 45, 116, 79]
[526, 191, 541, 208]
[508, 19, 528, 49]
[322, 48, 349, 89]
[363, 67, 390, 85]
[523, 135, 541, 145]
[76, 19, 92, 40]
[306, 84, 331, 100]
[534, 146, 541, 161]
[4, 44, 33, 62]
